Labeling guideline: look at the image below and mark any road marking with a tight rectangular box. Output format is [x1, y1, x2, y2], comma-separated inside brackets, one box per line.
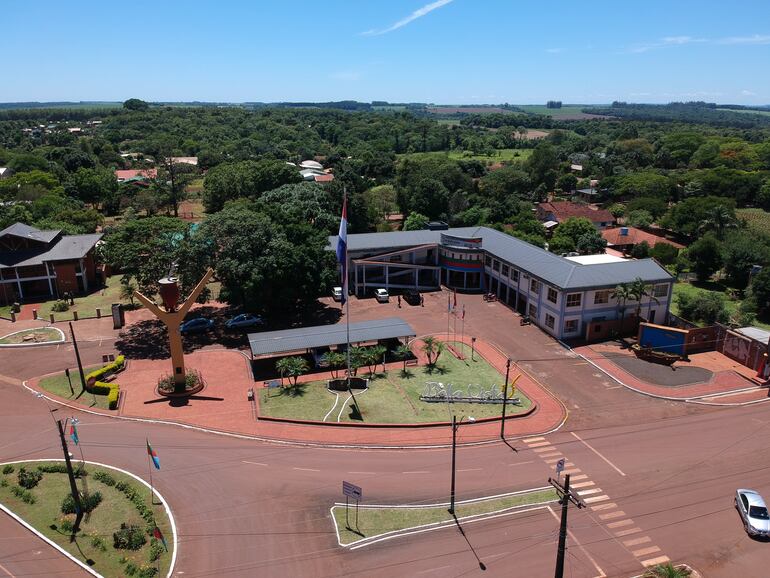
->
[607, 519, 634, 529]
[615, 527, 642, 537]
[242, 461, 267, 466]
[571, 481, 595, 489]
[347, 471, 376, 475]
[623, 536, 651, 547]
[507, 460, 535, 467]
[583, 495, 610, 504]
[546, 506, 606, 577]
[562, 468, 582, 475]
[457, 468, 483, 472]
[633, 546, 661, 557]
[292, 467, 320, 472]
[533, 446, 555, 453]
[599, 510, 626, 520]
[642, 556, 670, 567]
[571, 432, 626, 476]
[590, 502, 616, 511]
[577, 488, 603, 496]
[570, 474, 588, 481]
[540, 452, 563, 459]
[544, 457, 564, 464]
[0, 560, 16, 578]
[528, 441, 552, 448]
[402, 470, 430, 474]
[523, 436, 546, 443]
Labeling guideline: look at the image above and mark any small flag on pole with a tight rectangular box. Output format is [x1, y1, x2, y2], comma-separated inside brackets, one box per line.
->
[336, 194, 348, 305]
[462, 304, 465, 320]
[146, 439, 160, 470]
[153, 526, 168, 551]
[69, 419, 79, 446]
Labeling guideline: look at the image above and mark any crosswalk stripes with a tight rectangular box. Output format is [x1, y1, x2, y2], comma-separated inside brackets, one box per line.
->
[521, 435, 671, 570]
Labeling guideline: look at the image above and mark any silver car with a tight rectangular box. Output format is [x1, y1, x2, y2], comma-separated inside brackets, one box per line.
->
[735, 489, 770, 537]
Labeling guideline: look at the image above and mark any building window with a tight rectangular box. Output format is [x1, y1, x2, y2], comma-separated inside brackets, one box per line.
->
[566, 293, 582, 308]
[492, 260, 500, 272]
[528, 304, 537, 319]
[564, 319, 578, 333]
[547, 287, 558, 304]
[594, 290, 610, 305]
[512, 269, 519, 282]
[530, 279, 540, 294]
[653, 284, 668, 298]
[390, 255, 402, 263]
[501, 264, 509, 277]
[485, 255, 492, 266]
[545, 313, 555, 329]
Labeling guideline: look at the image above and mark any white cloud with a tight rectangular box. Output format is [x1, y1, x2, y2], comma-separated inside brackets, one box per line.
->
[545, 48, 562, 54]
[717, 34, 770, 45]
[628, 35, 706, 53]
[741, 89, 757, 96]
[361, 0, 453, 36]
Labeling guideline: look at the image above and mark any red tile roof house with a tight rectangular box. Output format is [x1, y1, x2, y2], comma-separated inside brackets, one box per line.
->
[0, 223, 102, 305]
[537, 201, 615, 230]
[115, 169, 158, 182]
[602, 226, 685, 254]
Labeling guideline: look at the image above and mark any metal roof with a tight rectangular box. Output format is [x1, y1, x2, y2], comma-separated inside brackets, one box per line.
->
[736, 326, 770, 345]
[0, 232, 102, 269]
[248, 317, 415, 357]
[0, 222, 61, 244]
[329, 226, 673, 291]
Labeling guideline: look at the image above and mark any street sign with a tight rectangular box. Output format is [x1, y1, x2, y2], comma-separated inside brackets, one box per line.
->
[342, 480, 363, 501]
[555, 458, 566, 475]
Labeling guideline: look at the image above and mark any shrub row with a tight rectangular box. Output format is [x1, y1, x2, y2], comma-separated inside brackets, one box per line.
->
[114, 480, 155, 525]
[17, 467, 43, 489]
[2, 465, 14, 475]
[11, 485, 35, 504]
[113, 523, 146, 550]
[36, 463, 68, 473]
[61, 490, 103, 514]
[85, 355, 126, 410]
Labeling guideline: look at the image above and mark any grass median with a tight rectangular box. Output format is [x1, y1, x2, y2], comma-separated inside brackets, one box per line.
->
[0, 327, 63, 345]
[331, 487, 557, 546]
[0, 460, 173, 578]
[37, 365, 109, 409]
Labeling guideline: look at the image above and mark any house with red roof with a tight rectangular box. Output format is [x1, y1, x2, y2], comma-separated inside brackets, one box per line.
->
[602, 226, 684, 254]
[115, 169, 157, 182]
[536, 201, 615, 230]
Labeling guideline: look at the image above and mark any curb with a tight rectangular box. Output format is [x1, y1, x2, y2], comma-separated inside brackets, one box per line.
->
[0, 326, 66, 348]
[0, 459, 177, 578]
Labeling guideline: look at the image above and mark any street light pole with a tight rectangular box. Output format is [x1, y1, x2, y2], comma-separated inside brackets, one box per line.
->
[471, 337, 476, 361]
[448, 414, 457, 515]
[500, 358, 511, 439]
[56, 418, 83, 538]
[68, 322, 86, 394]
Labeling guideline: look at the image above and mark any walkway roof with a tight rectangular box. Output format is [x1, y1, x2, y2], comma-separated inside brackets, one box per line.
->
[248, 317, 415, 358]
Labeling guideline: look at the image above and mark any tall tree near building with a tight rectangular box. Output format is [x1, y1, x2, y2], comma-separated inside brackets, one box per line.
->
[612, 282, 633, 335]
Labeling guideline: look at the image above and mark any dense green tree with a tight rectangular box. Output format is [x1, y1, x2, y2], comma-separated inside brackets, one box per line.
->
[631, 240, 651, 258]
[256, 182, 337, 232]
[626, 196, 668, 220]
[402, 212, 429, 231]
[649, 242, 679, 265]
[550, 217, 604, 255]
[202, 159, 301, 212]
[628, 210, 653, 229]
[609, 171, 674, 200]
[275, 356, 309, 388]
[676, 291, 729, 324]
[556, 173, 578, 193]
[746, 267, 770, 315]
[123, 98, 150, 111]
[64, 167, 117, 208]
[0, 170, 61, 200]
[721, 231, 770, 289]
[479, 167, 531, 201]
[660, 196, 736, 237]
[527, 142, 559, 189]
[686, 234, 722, 281]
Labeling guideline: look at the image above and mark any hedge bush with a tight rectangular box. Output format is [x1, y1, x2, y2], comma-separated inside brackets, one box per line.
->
[93, 470, 116, 486]
[84, 355, 125, 410]
[3, 465, 14, 475]
[17, 467, 43, 489]
[61, 491, 102, 514]
[11, 486, 35, 504]
[51, 300, 70, 312]
[37, 463, 68, 473]
[113, 523, 147, 550]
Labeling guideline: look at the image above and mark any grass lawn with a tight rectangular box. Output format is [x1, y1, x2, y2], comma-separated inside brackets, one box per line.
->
[518, 104, 599, 118]
[0, 461, 173, 578]
[0, 327, 63, 345]
[332, 487, 557, 546]
[259, 343, 532, 424]
[37, 274, 135, 321]
[37, 365, 110, 409]
[737, 208, 770, 237]
[671, 281, 770, 331]
[398, 148, 532, 164]
[0, 304, 12, 318]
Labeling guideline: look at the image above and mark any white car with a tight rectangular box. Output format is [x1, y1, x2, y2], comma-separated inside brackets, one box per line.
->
[735, 489, 770, 537]
[332, 287, 343, 301]
[375, 288, 389, 303]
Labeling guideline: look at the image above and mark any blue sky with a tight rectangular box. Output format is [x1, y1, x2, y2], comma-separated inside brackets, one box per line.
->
[3, 0, 770, 104]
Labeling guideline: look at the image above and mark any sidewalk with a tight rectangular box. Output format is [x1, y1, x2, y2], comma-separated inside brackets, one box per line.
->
[28, 334, 567, 448]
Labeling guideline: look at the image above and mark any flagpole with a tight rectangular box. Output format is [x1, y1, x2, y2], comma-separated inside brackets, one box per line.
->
[146, 439, 155, 506]
[340, 188, 359, 417]
[461, 309, 465, 358]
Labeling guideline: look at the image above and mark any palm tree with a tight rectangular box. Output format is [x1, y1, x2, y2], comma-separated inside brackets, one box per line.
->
[361, 346, 385, 376]
[321, 351, 346, 379]
[394, 343, 413, 373]
[612, 282, 633, 336]
[275, 356, 309, 389]
[421, 336, 446, 367]
[643, 562, 691, 578]
[629, 276, 659, 322]
[699, 205, 737, 240]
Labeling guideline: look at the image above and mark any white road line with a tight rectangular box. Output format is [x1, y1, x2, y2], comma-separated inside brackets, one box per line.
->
[615, 527, 643, 537]
[577, 488, 603, 496]
[347, 471, 376, 475]
[539, 452, 563, 459]
[571, 481, 595, 489]
[508, 460, 535, 467]
[402, 470, 430, 474]
[546, 506, 606, 578]
[527, 441, 551, 448]
[590, 502, 616, 512]
[523, 437, 546, 443]
[642, 556, 670, 567]
[562, 468, 582, 475]
[533, 447, 555, 453]
[623, 536, 651, 547]
[607, 519, 634, 529]
[571, 431, 626, 476]
[457, 468, 482, 472]
[599, 510, 626, 521]
[292, 467, 320, 472]
[570, 474, 588, 481]
[544, 457, 564, 464]
[583, 495, 610, 504]
[633, 546, 661, 558]
[242, 461, 268, 467]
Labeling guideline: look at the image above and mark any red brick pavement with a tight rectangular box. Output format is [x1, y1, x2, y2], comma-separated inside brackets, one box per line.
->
[28, 334, 567, 447]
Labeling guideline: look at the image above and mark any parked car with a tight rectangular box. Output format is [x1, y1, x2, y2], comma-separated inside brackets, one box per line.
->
[735, 489, 770, 537]
[225, 314, 265, 330]
[332, 286, 343, 301]
[403, 289, 420, 306]
[375, 288, 389, 303]
[179, 318, 214, 334]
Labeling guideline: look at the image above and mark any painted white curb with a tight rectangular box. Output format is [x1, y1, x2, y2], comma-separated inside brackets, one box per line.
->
[0, 326, 66, 347]
[330, 487, 557, 549]
[0, 459, 177, 578]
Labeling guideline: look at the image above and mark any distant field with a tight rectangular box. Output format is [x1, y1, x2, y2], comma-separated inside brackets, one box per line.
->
[427, 106, 515, 115]
[722, 108, 770, 117]
[0, 102, 121, 110]
[737, 208, 770, 236]
[518, 105, 610, 119]
[399, 148, 532, 163]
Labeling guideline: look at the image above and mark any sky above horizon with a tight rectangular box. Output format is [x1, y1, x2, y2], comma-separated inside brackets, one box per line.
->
[3, 0, 770, 105]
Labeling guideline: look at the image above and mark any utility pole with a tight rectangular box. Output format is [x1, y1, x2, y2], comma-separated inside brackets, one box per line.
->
[448, 414, 457, 515]
[68, 322, 86, 394]
[56, 419, 84, 538]
[549, 474, 585, 578]
[500, 358, 511, 439]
